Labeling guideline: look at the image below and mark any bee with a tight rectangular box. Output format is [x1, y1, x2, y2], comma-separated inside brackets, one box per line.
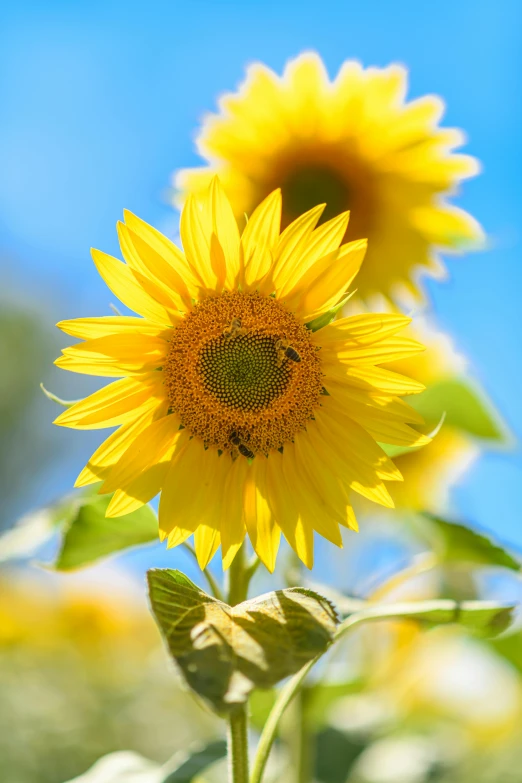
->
[275, 338, 301, 367]
[238, 443, 255, 460]
[229, 430, 254, 459]
[223, 318, 247, 340]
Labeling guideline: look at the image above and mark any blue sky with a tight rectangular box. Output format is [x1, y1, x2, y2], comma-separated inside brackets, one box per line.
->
[1, 0, 521, 557]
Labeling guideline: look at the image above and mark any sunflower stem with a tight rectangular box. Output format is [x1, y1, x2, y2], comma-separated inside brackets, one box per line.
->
[181, 542, 224, 601]
[227, 544, 250, 783]
[228, 705, 249, 783]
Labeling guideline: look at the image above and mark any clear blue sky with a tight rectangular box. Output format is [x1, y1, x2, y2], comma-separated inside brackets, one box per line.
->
[1, 0, 521, 557]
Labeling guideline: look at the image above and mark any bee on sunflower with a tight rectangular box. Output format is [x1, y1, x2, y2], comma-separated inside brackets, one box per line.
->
[174, 52, 483, 303]
[54, 179, 428, 572]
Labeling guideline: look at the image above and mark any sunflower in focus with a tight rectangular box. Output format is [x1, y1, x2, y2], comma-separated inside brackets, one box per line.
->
[175, 52, 483, 302]
[54, 179, 428, 571]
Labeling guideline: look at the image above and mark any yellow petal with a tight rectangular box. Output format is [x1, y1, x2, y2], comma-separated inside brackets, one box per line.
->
[325, 379, 424, 425]
[243, 457, 281, 573]
[292, 239, 367, 320]
[57, 316, 172, 340]
[293, 431, 358, 530]
[91, 248, 173, 324]
[265, 451, 314, 569]
[242, 189, 282, 289]
[221, 457, 248, 570]
[75, 404, 164, 487]
[56, 334, 168, 377]
[158, 439, 221, 538]
[194, 524, 221, 570]
[283, 445, 343, 547]
[316, 313, 412, 347]
[279, 211, 350, 297]
[334, 336, 425, 365]
[208, 177, 241, 287]
[179, 194, 216, 289]
[101, 414, 182, 502]
[272, 204, 325, 289]
[123, 209, 202, 292]
[118, 222, 192, 310]
[323, 362, 425, 396]
[307, 418, 395, 507]
[54, 374, 164, 429]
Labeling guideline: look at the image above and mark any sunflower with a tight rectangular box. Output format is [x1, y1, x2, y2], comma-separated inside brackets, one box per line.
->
[54, 179, 428, 572]
[174, 52, 483, 303]
[346, 295, 486, 511]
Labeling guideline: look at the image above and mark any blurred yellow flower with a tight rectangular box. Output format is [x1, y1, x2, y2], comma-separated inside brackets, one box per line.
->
[175, 52, 483, 303]
[54, 178, 427, 572]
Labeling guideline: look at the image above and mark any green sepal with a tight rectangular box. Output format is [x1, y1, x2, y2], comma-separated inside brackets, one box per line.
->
[305, 291, 355, 332]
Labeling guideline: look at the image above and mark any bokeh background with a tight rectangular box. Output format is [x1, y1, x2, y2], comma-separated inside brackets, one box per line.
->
[1, 1, 521, 782]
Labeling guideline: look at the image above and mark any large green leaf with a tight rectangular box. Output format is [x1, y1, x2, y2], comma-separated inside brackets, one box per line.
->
[408, 377, 506, 441]
[147, 569, 338, 713]
[54, 494, 158, 570]
[417, 514, 521, 571]
[337, 598, 515, 640]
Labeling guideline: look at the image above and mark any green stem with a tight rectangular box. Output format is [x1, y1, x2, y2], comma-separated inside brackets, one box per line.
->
[228, 706, 250, 783]
[250, 658, 317, 783]
[227, 543, 250, 783]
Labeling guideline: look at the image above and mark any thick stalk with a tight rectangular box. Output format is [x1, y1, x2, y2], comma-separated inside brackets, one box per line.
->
[227, 544, 250, 783]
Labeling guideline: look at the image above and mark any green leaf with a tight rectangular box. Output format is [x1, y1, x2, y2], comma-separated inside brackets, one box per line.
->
[162, 740, 226, 782]
[305, 292, 355, 332]
[147, 569, 338, 713]
[337, 599, 515, 640]
[54, 494, 158, 570]
[408, 377, 507, 441]
[419, 514, 521, 571]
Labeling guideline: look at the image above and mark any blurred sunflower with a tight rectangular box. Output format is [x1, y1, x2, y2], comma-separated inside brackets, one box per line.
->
[175, 52, 483, 303]
[371, 302, 505, 511]
[54, 179, 428, 571]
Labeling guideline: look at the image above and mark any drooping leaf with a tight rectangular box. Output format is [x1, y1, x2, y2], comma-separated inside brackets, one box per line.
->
[147, 569, 338, 713]
[54, 494, 158, 570]
[408, 377, 507, 441]
[416, 514, 521, 572]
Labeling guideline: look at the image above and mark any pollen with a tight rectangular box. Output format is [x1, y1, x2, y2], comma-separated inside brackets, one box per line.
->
[164, 291, 323, 456]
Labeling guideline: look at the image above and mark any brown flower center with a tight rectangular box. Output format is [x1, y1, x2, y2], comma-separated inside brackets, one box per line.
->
[164, 291, 323, 457]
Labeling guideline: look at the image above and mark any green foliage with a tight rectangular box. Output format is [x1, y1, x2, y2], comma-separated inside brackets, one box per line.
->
[338, 598, 515, 639]
[54, 494, 158, 570]
[419, 514, 521, 571]
[147, 569, 338, 713]
[408, 377, 506, 440]
[62, 741, 227, 783]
